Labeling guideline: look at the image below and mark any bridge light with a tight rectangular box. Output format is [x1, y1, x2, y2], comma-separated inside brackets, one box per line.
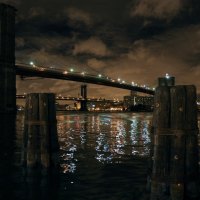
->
[30, 61, 36, 67]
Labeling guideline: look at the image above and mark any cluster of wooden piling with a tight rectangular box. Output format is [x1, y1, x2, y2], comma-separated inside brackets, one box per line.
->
[22, 93, 59, 170]
[150, 85, 199, 200]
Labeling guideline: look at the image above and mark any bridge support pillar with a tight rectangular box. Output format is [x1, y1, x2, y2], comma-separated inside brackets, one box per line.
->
[80, 84, 88, 111]
[0, 4, 16, 114]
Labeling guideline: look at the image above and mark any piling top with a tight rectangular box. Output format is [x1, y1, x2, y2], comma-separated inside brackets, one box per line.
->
[158, 74, 175, 86]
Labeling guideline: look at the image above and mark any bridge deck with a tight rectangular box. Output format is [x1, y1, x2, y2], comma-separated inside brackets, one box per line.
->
[16, 63, 155, 95]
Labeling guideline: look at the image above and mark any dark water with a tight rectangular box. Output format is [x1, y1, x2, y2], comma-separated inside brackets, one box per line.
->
[0, 112, 199, 200]
[56, 112, 152, 200]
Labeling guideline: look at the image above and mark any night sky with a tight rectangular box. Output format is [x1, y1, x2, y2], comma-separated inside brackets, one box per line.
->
[3, 0, 200, 99]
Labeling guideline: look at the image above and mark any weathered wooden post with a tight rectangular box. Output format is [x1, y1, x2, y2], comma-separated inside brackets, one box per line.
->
[170, 85, 199, 199]
[150, 86, 171, 199]
[150, 77, 199, 200]
[22, 93, 59, 171]
[0, 4, 16, 114]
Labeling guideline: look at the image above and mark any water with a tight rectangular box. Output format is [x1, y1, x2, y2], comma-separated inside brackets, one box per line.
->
[0, 112, 199, 200]
[56, 112, 152, 200]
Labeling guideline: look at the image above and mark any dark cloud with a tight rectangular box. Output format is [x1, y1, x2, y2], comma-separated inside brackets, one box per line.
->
[131, 0, 183, 20]
[1, 0, 21, 6]
[73, 37, 112, 57]
[10, 0, 200, 97]
[64, 7, 93, 26]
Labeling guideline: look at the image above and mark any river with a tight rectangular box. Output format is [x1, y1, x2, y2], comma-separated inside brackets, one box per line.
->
[0, 112, 199, 200]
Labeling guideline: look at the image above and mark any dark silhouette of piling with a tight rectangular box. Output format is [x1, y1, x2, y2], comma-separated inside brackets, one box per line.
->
[0, 4, 16, 114]
[22, 93, 59, 171]
[150, 85, 199, 200]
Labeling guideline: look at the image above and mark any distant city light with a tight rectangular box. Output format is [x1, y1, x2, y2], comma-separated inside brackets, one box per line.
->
[70, 68, 74, 72]
[98, 74, 102, 78]
[63, 71, 68, 74]
[117, 78, 121, 82]
[81, 72, 85, 75]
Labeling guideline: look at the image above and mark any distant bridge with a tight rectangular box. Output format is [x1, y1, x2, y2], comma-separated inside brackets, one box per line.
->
[16, 63, 155, 95]
[16, 94, 123, 103]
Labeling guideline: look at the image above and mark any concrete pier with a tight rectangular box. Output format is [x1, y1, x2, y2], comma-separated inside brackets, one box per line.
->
[0, 4, 16, 114]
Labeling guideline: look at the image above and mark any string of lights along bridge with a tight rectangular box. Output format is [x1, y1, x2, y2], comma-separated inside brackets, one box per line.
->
[15, 61, 161, 95]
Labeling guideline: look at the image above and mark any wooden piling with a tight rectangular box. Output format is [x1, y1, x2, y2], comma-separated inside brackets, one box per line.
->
[0, 4, 16, 114]
[151, 86, 171, 200]
[150, 85, 199, 200]
[22, 93, 59, 170]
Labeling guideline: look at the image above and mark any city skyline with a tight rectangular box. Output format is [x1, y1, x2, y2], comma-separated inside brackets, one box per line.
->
[3, 0, 200, 99]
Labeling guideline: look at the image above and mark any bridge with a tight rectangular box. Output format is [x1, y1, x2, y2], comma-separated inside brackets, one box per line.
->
[15, 63, 155, 111]
[0, 4, 155, 114]
[15, 63, 155, 95]
[16, 94, 123, 103]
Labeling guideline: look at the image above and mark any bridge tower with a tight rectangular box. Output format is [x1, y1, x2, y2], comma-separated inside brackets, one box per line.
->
[80, 84, 88, 111]
[0, 4, 16, 114]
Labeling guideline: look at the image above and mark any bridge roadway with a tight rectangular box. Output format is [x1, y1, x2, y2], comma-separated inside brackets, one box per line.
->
[16, 63, 155, 95]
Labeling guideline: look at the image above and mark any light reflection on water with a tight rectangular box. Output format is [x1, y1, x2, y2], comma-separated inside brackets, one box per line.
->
[57, 112, 152, 174]
[11, 112, 200, 200]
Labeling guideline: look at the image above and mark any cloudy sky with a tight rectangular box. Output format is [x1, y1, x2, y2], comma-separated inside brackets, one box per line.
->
[2, 0, 200, 99]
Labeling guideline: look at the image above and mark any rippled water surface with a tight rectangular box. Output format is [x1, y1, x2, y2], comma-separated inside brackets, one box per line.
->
[56, 112, 152, 200]
[0, 112, 199, 200]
